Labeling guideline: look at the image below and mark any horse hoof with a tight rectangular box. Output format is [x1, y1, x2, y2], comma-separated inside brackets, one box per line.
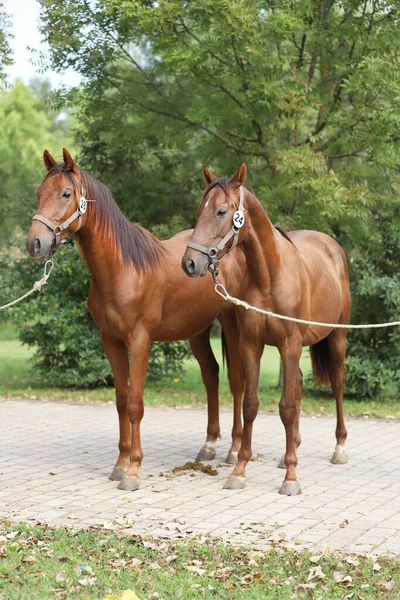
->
[109, 467, 128, 481]
[223, 475, 246, 490]
[196, 446, 216, 461]
[224, 451, 238, 465]
[279, 480, 302, 496]
[331, 450, 348, 464]
[278, 456, 286, 469]
[117, 476, 141, 491]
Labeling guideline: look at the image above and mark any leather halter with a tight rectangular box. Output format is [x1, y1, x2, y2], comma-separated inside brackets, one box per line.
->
[186, 186, 245, 281]
[32, 189, 93, 253]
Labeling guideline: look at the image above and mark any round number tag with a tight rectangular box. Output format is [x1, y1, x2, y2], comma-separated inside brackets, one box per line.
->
[79, 196, 87, 214]
[233, 210, 245, 229]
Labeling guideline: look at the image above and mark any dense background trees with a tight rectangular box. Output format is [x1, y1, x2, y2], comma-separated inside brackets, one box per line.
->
[2, 0, 400, 394]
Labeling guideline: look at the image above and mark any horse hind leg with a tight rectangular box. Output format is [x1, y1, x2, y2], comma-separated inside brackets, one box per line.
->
[327, 330, 348, 465]
[189, 327, 220, 461]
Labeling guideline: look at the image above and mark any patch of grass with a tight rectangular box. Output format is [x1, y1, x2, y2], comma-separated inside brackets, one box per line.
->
[0, 522, 399, 599]
[1, 333, 400, 419]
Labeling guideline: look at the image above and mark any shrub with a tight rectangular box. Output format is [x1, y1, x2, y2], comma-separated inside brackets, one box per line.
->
[344, 259, 400, 398]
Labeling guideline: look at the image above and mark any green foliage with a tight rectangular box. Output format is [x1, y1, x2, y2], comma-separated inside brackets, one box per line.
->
[0, 1, 12, 85]
[5, 0, 400, 395]
[0, 80, 75, 242]
[345, 259, 400, 399]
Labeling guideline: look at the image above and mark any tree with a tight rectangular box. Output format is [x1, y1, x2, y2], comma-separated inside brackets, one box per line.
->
[0, 0, 12, 85]
[20, 0, 400, 396]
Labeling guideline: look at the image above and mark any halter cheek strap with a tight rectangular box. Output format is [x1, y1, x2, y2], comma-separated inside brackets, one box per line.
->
[32, 189, 95, 253]
[186, 186, 245, 281]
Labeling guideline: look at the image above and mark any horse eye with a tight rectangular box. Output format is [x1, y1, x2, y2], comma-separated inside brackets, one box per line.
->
[62, 191, 71, 199]
[217, 208, 228, 217]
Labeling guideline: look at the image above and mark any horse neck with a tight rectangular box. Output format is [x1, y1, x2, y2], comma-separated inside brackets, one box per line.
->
[241, 192, 281, 289]
[74, 200, 152, 294]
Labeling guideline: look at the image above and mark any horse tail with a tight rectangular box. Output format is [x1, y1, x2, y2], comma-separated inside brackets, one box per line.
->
[310, 338, 331, 387]
[221, 328, 229, 371]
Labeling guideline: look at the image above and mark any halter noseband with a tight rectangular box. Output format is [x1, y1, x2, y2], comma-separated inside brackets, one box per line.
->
[32, 189, 93, 253]
[186, 186, 245, 282]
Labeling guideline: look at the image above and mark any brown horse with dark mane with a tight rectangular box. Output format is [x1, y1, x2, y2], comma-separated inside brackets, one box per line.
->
[182, 163, 351, 495]
[26, 149, 245, 491]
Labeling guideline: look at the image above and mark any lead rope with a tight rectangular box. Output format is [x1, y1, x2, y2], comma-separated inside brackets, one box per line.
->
[0, 260, 54, 311]
[214, 282, 400, 330]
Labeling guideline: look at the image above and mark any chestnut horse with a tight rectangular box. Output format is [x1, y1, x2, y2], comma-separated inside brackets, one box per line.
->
[182, 163, 351, 495]
[26, 149, 245, 492]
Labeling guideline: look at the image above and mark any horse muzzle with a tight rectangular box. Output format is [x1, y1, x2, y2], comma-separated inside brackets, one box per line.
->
[181, 248, 210, 278]
[26, 222, 55, 259]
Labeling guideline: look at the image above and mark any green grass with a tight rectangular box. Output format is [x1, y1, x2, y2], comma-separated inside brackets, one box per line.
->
[1, 323, 400, 419]
[0, 522, 399, 600]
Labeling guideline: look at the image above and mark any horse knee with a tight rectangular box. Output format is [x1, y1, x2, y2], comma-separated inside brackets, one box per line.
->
[116, 394, 128, 415]
[243, 397, 259, 423]
[127, 397, 144, 424]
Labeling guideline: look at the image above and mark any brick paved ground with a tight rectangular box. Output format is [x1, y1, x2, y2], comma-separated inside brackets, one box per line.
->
[1, 399, 400, 555]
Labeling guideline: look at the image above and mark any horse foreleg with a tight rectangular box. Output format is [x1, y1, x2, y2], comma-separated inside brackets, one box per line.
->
[328, 330, 348, 464]
[117, 330, 151, 492]
[224, 334, 263, 490]
[101, 335, 131, 481]
[278, 341, 303, 496]
[219, 313, 244, 465]
[278, 368, 302, 468]
[189, 327, 220, 461]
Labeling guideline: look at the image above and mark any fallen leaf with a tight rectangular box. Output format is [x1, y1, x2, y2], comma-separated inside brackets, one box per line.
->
[308, 566, 326, 581]
[22, 556, 37, 563]
[187, 565, 206, 576]
[129, 558, 142, 568]
[373, 562, 381, 572]
[56, 571, 67, 583]
[310, 555, 322, 563]
[383, 581, 396, 591]
[346, 556, 359, 567]
[68, 514, 78, 520]
[78, 576, 96, 586]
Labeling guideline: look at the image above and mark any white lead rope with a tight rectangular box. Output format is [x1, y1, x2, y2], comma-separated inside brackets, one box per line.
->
[0, 260, 54, 311]
[215, 283, 400, 330]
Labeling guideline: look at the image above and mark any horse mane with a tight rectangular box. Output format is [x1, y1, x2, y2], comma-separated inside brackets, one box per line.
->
[204, 176, 295, 246]
[45, 164, 168, 271]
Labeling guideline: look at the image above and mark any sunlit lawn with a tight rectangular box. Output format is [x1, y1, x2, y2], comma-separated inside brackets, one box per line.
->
[1, 323, 399, 419]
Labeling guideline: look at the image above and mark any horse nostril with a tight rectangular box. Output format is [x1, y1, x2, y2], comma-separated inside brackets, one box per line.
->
[34, 238, 41, 255]
[186, 259, 196, 274]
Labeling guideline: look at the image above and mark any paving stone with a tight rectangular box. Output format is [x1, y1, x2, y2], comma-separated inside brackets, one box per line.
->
[1, 398, 400, 555]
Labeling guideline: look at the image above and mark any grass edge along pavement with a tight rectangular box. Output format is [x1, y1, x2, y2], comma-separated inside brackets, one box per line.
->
[1, 330, 400, 419]
[0, 521, 399, 599]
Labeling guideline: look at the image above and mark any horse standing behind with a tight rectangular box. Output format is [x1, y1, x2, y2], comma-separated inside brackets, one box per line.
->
[182, 163, 351, 495]
[26, 149, 246, 492]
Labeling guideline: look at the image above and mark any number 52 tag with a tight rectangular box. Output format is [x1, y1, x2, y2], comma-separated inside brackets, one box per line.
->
[233, 210, 245, 229]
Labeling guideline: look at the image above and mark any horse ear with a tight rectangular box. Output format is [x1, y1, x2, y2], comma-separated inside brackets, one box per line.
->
[232, 162, 247, 187]
[62, 148, 77, 172]
[202, 165, 217, 186]
[43, 149, 57, 171]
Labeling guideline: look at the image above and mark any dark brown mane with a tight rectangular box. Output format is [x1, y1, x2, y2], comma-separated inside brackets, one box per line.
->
[45, 164, 168, 270]
[204, 176, 295, 246]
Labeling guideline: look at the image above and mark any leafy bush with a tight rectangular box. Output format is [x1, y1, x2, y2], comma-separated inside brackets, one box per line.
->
[345, 259, 400, 398]
[1, 239, 191, 388]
